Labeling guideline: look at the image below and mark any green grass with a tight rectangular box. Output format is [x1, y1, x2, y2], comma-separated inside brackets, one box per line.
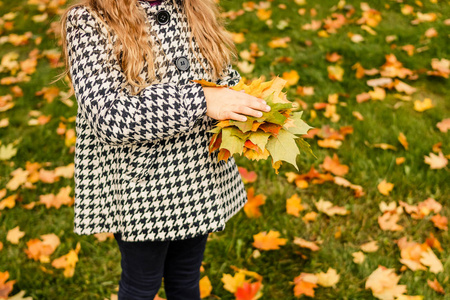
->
[0, 0, 449, 299]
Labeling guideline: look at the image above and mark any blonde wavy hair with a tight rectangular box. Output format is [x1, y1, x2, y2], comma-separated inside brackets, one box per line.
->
[58, 0, 238, 95]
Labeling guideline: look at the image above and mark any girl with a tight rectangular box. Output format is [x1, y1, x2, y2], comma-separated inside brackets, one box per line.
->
[60, 0, 270, 298]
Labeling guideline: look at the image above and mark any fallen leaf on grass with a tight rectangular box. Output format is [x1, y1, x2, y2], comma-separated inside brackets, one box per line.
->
[431, 214, 448, 231]
[365, 266, 407, 300]
[398, 133, 408, 150]
[427, 279, 445, 294]
[316, 268, 340, 288]
[396, 157, 405, 165]
[286, 194, 305, 217]
[7, 290, 33, 300]
[6, 226, 25, 244]
[282, 70, 300, 86]
[0, 271, 16, 299]
[436, 118, 450, 132]
[427, 58, 449, 78]
[25, 233, 60, 263]
[314, 198, 349, 216]
[93, 232, 114, 242]
[302, 211, 317, 223]
[199, 276, 212, 298]
[268, 37, 290, 48]
[0, 194, 17, 210]
[222, 273, 246, 294]
[252, 230, 287, 250]
[352, 251, 365, 264]
[413, 98, 434, 112]
[293, 273, 318, 298]
[378, 179, 394, 196]
[0, 143, 18, 160]
[378, 212, 404, 231]
[235, 281, 263, 300]
[360, 241, 379, 253]
[327, 65, 344, 81]
[424, 152, 448, 169]
[293, 237, 320, 251]
[39, 186, 74, 209]
[6, 168, 29, 190]
[51, 242, 81, 277]
[419, 247, 443, 274]
[317, 138, 342, 149]
[244, 187, 266, 218]
[320, 153, 349, 176]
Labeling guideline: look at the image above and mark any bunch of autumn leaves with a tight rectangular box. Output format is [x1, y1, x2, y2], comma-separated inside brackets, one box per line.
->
[193, 76, 315, 173]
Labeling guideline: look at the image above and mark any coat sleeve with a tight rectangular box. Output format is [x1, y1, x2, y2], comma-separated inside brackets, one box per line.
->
[215, 63, 242, 87]
[66, 6, 207, 145]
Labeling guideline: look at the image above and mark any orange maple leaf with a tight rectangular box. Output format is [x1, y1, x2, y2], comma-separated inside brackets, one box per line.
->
[243, 187, 266, 218]
[252, 230, 287, 250]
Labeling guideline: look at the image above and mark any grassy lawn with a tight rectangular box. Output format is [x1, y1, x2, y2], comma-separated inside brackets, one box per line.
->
[0, 0, 448, 299]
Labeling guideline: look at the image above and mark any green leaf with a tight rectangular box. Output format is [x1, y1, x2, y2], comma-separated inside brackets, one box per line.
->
[266, 129, 300, 170]
[296, 138, 317, 159]
[220, 127, 246, 155]
[228, 127, 251, 140]
[248, 131, 272, 151]
[208, 126, 222, 134]
[230, 118, 256, 133]
[284, 111, 314, 135]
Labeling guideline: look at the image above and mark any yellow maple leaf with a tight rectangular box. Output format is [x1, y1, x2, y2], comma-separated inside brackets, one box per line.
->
[281, 70, 299, 87]
[414, 98, 434, 112]
[316, 267, 340, 287]
[286, 194, 304, 217]
[377, 179, 394, 196]
[327, 65, 344, 81]
[222, 273, 247, 294]
[199, 276, 212, 298]
[51, 242, 81, 277]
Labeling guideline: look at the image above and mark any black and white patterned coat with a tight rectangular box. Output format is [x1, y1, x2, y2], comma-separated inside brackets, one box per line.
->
[65, 0, 247, 242]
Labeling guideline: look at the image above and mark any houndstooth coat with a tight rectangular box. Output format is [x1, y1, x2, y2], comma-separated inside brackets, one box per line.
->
[66, 0, 247, 242]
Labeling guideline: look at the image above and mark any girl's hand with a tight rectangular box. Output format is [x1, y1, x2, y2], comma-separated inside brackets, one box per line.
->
[202, 87, 271, 122]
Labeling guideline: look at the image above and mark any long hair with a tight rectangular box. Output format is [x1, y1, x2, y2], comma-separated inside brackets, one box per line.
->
[58, 0, 238, 95]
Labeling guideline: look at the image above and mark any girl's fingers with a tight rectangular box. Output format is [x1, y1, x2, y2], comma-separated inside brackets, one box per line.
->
[244, 97, 271, 112]
[227, 111, 248, 122]
[233, 105, 264, 118]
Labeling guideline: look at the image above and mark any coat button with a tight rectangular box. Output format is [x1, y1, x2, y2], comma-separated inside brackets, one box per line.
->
[156, 11, 170, 25]
[175, 56, 190, 71]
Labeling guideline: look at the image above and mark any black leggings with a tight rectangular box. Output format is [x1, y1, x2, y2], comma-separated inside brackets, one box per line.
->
[114, 232, 209, 300]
